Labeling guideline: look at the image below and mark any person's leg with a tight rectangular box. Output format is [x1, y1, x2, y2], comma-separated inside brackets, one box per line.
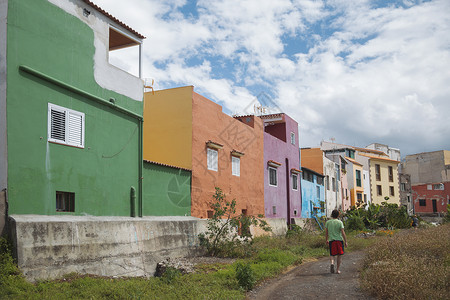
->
[336, 255, 342, 274]
[330, 255, 335, 273]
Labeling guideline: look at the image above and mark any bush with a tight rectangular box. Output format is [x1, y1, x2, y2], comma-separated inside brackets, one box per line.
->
[235, 262, 255, 291]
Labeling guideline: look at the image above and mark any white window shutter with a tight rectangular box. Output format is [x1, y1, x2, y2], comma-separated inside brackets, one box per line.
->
[232, 156, 240, 176]
[67, 111, 84, 147]
[207, 148, 218, 171]
[48, 103, 85, 148]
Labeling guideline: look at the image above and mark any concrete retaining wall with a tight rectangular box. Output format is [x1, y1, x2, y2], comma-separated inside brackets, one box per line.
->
[9, 215, 208, 281]
[8, 215, 290, 281]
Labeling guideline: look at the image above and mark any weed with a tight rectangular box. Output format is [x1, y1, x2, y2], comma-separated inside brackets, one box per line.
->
[235, 262, 255, 291]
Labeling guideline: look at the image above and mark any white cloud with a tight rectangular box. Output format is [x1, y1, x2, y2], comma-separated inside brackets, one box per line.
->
[92, 0, 450, 156]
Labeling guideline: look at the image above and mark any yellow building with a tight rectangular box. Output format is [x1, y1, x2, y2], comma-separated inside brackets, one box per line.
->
[359, 154, 400, 205]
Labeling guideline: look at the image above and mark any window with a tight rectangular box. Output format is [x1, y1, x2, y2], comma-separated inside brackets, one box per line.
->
[401, 183, 406, 191]
[48, 103, 85, 148]
[326, 175, 330, 190]
[355, 170, 362, 187]
[316, 186, 320, 199]
[419, 199, 426, 206]
[345, 149, 355, 159]
[364, 194, 367, 204]
[389, 186, 395, 196]
[207, 148, 218, 171]
[427, 184, 432, 190]
[433, 184, 444, 190]
[357, 193, 363, 204]
[292, 174, 298, 190]
[377, 185, 382, 196]
[388, 166, 393, 182]
[332, 177, 336, 192]
[269, 167, 277, 186]
[56, 191, 75, 212]
[316, 176, 324, 185]
[207, 210, 214, 218]
[232, 156, 240, 176]
[290, 132, 295, 145]
[272, 206, 277, 215]
[375, 164, 381, 181]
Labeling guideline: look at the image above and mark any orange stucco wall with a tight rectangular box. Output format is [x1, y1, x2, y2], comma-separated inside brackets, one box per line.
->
[301, 148, 324, 175]
[191, 92, 265, 218]
[143, 87, 193, 170]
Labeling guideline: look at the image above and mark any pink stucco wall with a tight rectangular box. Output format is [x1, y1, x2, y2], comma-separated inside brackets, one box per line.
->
[262, 114, 301, 221]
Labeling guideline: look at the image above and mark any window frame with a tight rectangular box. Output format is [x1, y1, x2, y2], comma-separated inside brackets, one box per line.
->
[232, 156, 240, 177]
[292, 173, 298, 190]
[419, 199, 426, 206]
[48, 103, 85, 148]
[269, 166, 277, 187]
[355, 169, 362, 187]
[207, 148, 218, 171]
[388, 166, 394, 182]
[377, 185, 382, 196]
[389, 186, 395, 196]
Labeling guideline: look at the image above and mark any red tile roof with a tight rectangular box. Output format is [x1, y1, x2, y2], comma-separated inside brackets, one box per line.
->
[83, 0, 146, 39]
[143, 160, 191, 171]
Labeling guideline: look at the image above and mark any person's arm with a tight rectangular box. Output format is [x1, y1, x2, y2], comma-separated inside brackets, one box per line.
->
[341, 228, 348, 247]
[325, 227, 329, 245]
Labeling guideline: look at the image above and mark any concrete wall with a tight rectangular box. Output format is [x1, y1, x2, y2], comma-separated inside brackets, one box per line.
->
[8, 215, 289, 281]
[402, 151, 449, 185]
[9, 215, 208, 281]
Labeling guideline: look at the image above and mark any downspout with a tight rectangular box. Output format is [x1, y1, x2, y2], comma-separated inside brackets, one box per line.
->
[19, 65, 144, 217]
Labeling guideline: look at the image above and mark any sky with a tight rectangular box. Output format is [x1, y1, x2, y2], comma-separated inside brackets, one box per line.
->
[95, 0, 450, 158]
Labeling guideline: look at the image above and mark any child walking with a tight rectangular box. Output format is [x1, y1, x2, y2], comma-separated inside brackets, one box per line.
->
[325, 209, 348, 274]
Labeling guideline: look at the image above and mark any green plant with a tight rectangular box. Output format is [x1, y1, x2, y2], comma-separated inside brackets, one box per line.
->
[161, 267, 181, 283]
[199, 187, 271, 257]
[443, 204, 450, 223]
[235, 262, 255, 291]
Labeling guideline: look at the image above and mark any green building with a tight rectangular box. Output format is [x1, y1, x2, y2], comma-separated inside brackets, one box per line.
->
[0, 0, 149, 220]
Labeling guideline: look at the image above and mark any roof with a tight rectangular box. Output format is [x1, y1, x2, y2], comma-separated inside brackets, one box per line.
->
[143, 160, 191, 172]
[358, 153, 400, 163]
[301, 167, 324, 177]
[345, 157, 363, 166]
[354, 146, 388, 156]
[83, 0, 146, 39]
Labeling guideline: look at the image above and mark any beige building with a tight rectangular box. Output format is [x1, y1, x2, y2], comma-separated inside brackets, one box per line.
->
[401, 150, 450, 185]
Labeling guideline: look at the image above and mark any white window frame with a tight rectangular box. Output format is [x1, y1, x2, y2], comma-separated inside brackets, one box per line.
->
[48, 103, 85, 148]
[207, 148, 218, 171]
[290, 132, 295, 145]
[292, 173, 298, 190]
[269, 166, 277, 186]
[232, 156, 240, 177]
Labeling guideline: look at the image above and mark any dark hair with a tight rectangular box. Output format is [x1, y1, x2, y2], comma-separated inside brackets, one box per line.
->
[331, 209, 340, 218]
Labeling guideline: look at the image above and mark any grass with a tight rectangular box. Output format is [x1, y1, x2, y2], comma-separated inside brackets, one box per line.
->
[361, 224, 450, 300]
[0, 226, 404, 299]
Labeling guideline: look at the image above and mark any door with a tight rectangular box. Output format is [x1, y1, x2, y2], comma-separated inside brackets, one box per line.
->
[432, 199, 437, 213]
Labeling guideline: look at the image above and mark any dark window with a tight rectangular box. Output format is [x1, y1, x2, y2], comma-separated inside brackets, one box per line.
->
[356, 170, 362, 187]
[269, 167, 277, 186]
[207, 210, 214, 218]
[390, 186, 395, 196]
[419, 199, 426, 206]
[316, 176, 324, 185]
[377, 185, 382, 196]
[56, 191, 75, 212]
[332, 177, 336, 192]
[292, 174, 298, 190]
[375, 164, 381, 181]
[401, 183, 406, 191]
[388, 166, 393, 182]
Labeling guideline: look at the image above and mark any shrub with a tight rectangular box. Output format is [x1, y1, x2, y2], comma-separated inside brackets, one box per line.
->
[199, 187, 271, 257]
[235, 262, 255, 291]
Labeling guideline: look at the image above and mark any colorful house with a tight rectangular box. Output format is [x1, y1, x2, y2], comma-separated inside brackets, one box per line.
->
[301, 147, 341, 216]
[258, 114, 301, 224]
[0, 0, 145, 219]
[143, 86, 265, 218]
[300, 167, 325, 218]
[412, 182, 449, 214]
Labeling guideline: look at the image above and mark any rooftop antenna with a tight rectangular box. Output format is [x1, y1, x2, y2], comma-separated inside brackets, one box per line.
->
[144, 78, 155, 94]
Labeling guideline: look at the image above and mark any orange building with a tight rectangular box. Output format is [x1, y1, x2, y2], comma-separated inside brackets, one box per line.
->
[143, 86, 265, 218]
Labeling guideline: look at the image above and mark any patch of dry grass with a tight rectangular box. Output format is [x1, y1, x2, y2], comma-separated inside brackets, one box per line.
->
[361, 224, 450, 300]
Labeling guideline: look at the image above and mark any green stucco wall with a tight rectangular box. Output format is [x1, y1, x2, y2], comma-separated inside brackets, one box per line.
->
[6, 0, 143, 215]
[142, 162, 191, 216]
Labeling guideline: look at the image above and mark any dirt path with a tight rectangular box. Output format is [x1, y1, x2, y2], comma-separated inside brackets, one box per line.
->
[247, 251, 375, 300]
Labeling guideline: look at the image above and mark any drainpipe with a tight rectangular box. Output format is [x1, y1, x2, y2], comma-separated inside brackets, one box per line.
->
[19, 65, 144, 218]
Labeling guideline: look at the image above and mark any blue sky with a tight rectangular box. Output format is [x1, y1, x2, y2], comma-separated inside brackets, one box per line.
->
[97, 0, 450, 157]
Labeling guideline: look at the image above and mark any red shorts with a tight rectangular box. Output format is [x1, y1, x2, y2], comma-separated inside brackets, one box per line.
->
[329, 240, 344, 256]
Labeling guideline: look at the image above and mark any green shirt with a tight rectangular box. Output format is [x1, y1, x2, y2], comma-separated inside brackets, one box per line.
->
[325, 218, 344, 241]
